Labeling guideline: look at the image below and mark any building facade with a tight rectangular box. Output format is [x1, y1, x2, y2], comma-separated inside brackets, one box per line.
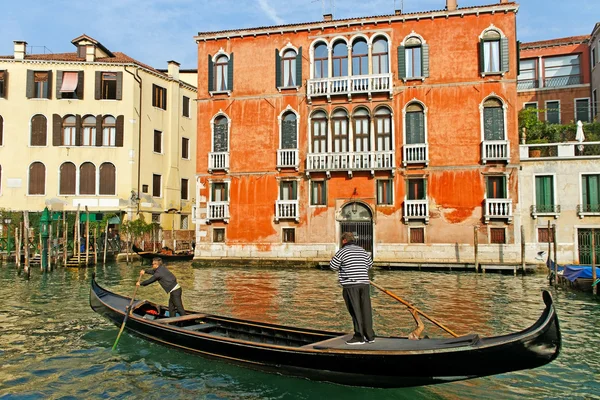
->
[591, 23, 600, 121]
[193, 1, 521, 266]
[0, 35, 197, 242]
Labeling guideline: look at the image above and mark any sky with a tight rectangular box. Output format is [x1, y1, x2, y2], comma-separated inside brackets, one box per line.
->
[0, 0, 597, 69]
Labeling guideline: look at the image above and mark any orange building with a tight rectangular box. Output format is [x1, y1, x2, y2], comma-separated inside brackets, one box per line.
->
[517, 36, 591, 125]
[193, 1, 521, 267]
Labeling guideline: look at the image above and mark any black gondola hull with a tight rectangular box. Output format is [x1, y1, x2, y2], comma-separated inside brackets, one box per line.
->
[131, 245, 193, 261]
[90, 277, 561, 388]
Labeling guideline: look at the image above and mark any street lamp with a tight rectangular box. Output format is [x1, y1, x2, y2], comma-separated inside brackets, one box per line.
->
[3, 216, 12, 254]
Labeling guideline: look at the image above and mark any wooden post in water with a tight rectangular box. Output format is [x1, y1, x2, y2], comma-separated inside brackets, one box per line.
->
[75, 205, 81, 266]
[94, 227, 98, 265]
[553, 223, 558, 276]
[103, 219, 109, 264]
[85, 206, 90, 266]
[592, 229, 597, 296]
[15, 226, 21, 268]
[63, 213, 68, 266]
[48, 223, 53, 271]
[547, 221, 554, 285]
[24, 211, 30, 277]
[474, 226, 479, 273]
[520, 225, 526, 275]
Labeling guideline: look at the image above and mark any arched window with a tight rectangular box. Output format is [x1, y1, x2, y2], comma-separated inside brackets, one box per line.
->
[62, 115, 76, 146]
[374, 107, 392, 151]
[281, 112, 297, 149]
[213, 116, 228, 152]
[30, 114, 47, 146]
[59, 162, 76, 195]
[406, 103, 425, 144]
[481, 30, 502, 73]
[352, 39, 368, 75]
[99, 162, 116, 195]
[311, 111, 328, 153]
[282, 49, 297, 87]
[483, 98, 505, 141]
[214, 55, 229, 91]
[332, 109, 349, 153]
[28, 162, 45, 195]
[372, 37, 389, 74]
[314, 43, 328, 79]
[332, 41, 348, 77]
[82, 116, 96, 146]
[353, 108, 370, 152]
[405, 37, 422, 78]
[79, 162, 96, 195]
[102, 116, 116, 146]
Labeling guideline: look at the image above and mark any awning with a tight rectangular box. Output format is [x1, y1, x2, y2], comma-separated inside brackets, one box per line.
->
[108, 216, 120, 224]
[60, 72, 78, 93]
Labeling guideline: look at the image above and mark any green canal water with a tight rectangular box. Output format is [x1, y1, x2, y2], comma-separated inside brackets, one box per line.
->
[0, 262, 598, 399]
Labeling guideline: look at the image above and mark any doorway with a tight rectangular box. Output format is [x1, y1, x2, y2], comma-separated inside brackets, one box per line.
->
[339, 202, 373, 254]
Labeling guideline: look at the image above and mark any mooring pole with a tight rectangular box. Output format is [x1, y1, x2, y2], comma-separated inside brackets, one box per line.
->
[474, 226, 479, 273]
[85, 206, 90, 266]
[520, 225, 525, 275]
[592, 229, 597, 296]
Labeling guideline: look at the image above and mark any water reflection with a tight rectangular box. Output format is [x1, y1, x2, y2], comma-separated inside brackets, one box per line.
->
[0, 262, 598, 399]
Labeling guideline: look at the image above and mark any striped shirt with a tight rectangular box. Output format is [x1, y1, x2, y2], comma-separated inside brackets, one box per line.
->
[329, 242, 372, 286]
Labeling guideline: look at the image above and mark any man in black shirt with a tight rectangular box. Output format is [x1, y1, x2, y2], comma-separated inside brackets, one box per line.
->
[137, 257, 186, 317]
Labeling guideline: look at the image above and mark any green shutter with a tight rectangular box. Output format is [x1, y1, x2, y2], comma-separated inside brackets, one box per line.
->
[275, 48, 281, 87]
[500, 37, 509, 72]
[535, 176, 545, 207]
[224, 183, 229, 202]
[583, 176, 588, 206]
[422, 43, 429, 78]
[322, 181, 327, 205]
[484, 107, 504, 140]
[296, 47, 303, 87]
[292, 181, 298, 200]
[516, 41, 521, 76]
[535, 176, 553, 208]
[227, 53, 234, 91]
[479, 40, 485, 73]
[589, 175, 599, 208]
[279, 182, 284, 200]
[406, 112, 424, 144]
[397, 46, 406, 80]
[208, 55, 214, 92]
[387, 180, 393, 204]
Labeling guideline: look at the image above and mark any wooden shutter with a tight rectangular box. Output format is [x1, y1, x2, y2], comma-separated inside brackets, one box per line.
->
[282, 118, 297, 149]
[406, 112, 424, 144]
[182, 96, 190, 117]
[56, 70, 63, 99]
[182, 137, 189, 158]
[29, 162, 45, 195]
[0, 115, 3, 146]
[479, 40, 485, 73]
[422, 44, 430, 78]
[95, 115, 103, 146]
[397, 46, 405, 79]
[52, 114, 62, 146]
[516, 41, 521, 76]
[116, 72, 123, 100]
[79, 162, 96, 195]
[227, 53, 234, 91]
[31, 114, 47, 146]
[60, 163, 76, 195]
[95, 71, 102, 99]
[0, 70, 7, 98]
[214, 120, 228, 152]
[500, 37, 509, 72]
[115, 115, 124, 147]
[26, 70, 34, 98]
[410, 228, 424, 244]
[275, 48, 281, 87]
[153, 174, 161, 197]
[154, 130, 161, 153]
[483, 107, 504, 140]
[46, 70, 52, 99]
[208, 55, 214, 92]
[490, 228, 505, 244]
[75, 114, 82, 146]
[76, 71, 84, 99]
[99, 163, 116, 195]
[296, 47, 303, 87]
[181, 178, 188, 200]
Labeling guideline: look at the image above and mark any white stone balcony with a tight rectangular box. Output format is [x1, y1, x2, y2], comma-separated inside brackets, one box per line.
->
[403, 143, 429, 166]
[531, 205, 561, 219]
[403, 199, 429, 224]
[307, 73, 393, 102]
[207, 201, 230, 223]
[277, 149, 299, 171]
[306, 151, 395, 177]
[481, 140, 509, 164]
[520, 142, 600, 160]
[275, 200, 299, 222]
[208, 152, 229, 173]
[484, 198, 512, 224]
[577, 204, 600, 219]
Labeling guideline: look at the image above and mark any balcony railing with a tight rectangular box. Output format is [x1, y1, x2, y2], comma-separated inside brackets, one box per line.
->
[577, 204, 600, 218]
[482, 140, 510, 164]
[517, 79, 539, 90]
[208, 152, 230, 172]
[207, 201, 230, 222]
[484, 198, 513, 223]
[277, 149, 299, 171]
[306, 151, 395, 176]
[403, 199, 429, 224]
[403, 143, 428, 166]
[531, 204, 561, 219]
[307, 73, 393, 102]
[275, 200, 299, 222]
[520, 142, 600, 160]
[544, 74, 582, 88]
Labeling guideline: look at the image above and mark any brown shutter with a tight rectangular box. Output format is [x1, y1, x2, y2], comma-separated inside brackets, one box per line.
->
[59, 162, 76, 195]
[76, 71, 84, 99]
[95, 71, 102, 99]
[52, 114, 62, 146]
[95, 114, 103, 146]
[75, 114, 82, 146]
[26, 70, 34, 98]
[0, 115, 3, 146]
[56, 70, 63, 99]
[29, 162, 46, 195]
[99, 163, 116, 195]
[31, 114, 47, 146]
[79, 162, 96, 195]
[116, 71, 123, 100]
[46, 70, 52, 99]
[152, 84, 156, 107]
[115, 115, 124, 147]
[1, 70, 7, 99]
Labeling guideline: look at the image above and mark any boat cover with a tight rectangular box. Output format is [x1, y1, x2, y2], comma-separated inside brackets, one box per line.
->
[548, 259, 599, 282]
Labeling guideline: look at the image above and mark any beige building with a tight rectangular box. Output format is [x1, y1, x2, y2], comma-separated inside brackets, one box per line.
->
[0, 35, 197, 241]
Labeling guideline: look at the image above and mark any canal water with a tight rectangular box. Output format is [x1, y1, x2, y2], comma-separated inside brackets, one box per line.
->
[0, 262, 598, 399]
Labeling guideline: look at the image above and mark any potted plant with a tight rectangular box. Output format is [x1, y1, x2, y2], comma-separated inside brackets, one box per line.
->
[527, 138, 548, 158]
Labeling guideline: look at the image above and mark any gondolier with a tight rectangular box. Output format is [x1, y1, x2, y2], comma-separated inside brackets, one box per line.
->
[137, 257, 186, 317]
[330, 232, 375, 345]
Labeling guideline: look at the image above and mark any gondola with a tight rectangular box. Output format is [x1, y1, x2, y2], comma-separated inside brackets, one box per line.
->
[547, 258, 600, 295]
[131, 244, 194, 262]
[90, 275, 561, 388]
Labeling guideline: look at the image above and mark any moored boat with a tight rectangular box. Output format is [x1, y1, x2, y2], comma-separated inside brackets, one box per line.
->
[131, 244, 194, 262]
[90, 275, 561, 388]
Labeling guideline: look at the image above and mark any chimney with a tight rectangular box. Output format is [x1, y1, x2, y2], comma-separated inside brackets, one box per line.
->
[323, 13, 332, 21]
[86, 45, 95, 62]
[395, 9, 402, 15]
[167, 60, 180, 81]
[13, 41, 27, 60]
[446, 0, 457, 11]
[499, 0, 508, 3]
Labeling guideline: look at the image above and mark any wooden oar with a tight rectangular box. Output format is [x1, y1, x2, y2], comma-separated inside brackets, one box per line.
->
[112, 271, 144, 351]
[370, 281, 459, 338]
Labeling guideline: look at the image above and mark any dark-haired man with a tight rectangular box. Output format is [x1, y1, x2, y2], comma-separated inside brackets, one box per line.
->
[137, 257, 186, 317]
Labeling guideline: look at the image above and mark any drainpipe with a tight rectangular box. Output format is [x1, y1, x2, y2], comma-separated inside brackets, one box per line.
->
[124, 66, 143, 215]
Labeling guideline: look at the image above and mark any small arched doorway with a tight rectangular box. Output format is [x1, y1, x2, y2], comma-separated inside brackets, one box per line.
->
[339, 202, 373, 254]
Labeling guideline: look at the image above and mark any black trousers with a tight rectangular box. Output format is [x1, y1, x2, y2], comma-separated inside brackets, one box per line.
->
[342, 284, 375, 341]
[168, 288, 186, 317]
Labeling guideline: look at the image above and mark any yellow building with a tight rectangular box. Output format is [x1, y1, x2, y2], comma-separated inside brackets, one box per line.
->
[0, 35, 197, 243]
